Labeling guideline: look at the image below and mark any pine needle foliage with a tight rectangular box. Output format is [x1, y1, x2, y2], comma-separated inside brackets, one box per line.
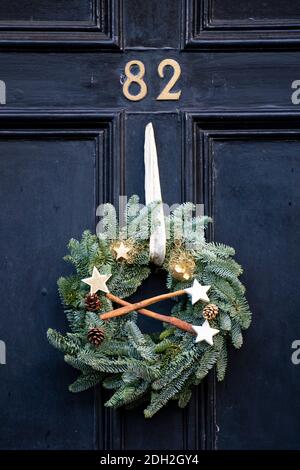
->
[47, 195, 252, 417]
[69, 372, 104, 393]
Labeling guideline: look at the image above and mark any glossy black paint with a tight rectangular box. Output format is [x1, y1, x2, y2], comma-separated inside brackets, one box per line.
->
[0, 0, 299, 450]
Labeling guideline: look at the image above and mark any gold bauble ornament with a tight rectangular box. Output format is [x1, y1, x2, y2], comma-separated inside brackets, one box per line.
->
[169, 251, 196, 281]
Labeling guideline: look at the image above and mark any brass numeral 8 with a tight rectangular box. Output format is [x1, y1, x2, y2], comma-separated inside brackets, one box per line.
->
[123, 60, 147, 102]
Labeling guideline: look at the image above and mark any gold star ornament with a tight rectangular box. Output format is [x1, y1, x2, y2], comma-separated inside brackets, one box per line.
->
[184, 279, 211, 305]
[115, 241, 131, 261]
[82, 266, 111, 295]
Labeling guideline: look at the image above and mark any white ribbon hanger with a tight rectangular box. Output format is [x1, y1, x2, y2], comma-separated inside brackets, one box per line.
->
[144, 122, 166, 266]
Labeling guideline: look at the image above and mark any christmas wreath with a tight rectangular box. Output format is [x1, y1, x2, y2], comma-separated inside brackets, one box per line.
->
[47, 195, 251, 418]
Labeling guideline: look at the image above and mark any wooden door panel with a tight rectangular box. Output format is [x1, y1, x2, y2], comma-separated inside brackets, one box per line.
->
[0, 116, 121, 449]
[184, 0, 300, 48]
[209, 0, 300, 23]
[185, 114, 300, 449]
[0, 0, 121, 48]
[0, 1, 94, 24]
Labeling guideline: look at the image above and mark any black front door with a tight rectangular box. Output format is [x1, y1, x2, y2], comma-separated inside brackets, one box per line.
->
[0, 0, 300, 450]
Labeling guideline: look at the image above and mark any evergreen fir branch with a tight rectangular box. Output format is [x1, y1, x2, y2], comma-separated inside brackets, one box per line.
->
[207, 242, 236, 259]
[64, 231, 100, 277]
[102, 375, 124, 390]
[153, 348, 199, 391]
[204, 268, 245, 300]
[66, 332, 83, 345]
[77, 352, 129, 373]
[122, 371, 139, 383]
[110, 314, 138, 338]
[212, 300, 232, 315]
[194, 248, 217, 264]
[144, 366, 193, 418]
[105, 381, 149, 409]
[206, 257, 243, 280]
[202, 273, 237, 304]
[159, 327, 176, 340]
[58, 276, 82, 308]
[88, 239, 114, 272]
[177, 386, 193, 409]
[69, 372, 104, 393]
[127, 358, 161, 381]
[99, 340, 136, 358]
[64, 354, 95, 373]
[171, 310, 195, 325]
[179, 333, 198, 350]
[231, 321, 243, 349]
[218, 312, 232, 331]
[184, 301, 201, 318]
[84, 312, 106, 332]
[96, 294, 114, 316]
[216, 340, 228, 381]
[195, 336, 224, 380]
[126, 321, 158, 361]
[230, 298, 252, 329]
[66, 309, 86, 333]
[154, 339, 176, 354]
[109, 264, 150, 298]
[47, 329, 80, 356]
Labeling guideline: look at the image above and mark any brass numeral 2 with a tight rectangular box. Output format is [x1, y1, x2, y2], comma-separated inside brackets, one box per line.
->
[122, 59, 181, 102]
[157, 59, 181, 101]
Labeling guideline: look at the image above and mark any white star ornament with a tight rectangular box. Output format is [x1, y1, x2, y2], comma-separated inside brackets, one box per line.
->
[82, 266, 111, 295]
[184, 279, 211, 305]
[192, 320, 219, 346]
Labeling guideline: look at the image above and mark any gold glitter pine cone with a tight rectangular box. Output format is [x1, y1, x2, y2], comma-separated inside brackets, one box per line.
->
[203, 303, 219, 321]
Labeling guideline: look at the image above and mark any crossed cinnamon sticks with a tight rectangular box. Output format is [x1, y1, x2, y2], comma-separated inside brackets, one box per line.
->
[102, 290, 194, 334]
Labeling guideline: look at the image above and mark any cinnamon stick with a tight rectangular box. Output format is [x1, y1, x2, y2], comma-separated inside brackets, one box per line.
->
[102, 289, 186, 320]
[107, 293, 169, 318]
[105, 292, 194, 333]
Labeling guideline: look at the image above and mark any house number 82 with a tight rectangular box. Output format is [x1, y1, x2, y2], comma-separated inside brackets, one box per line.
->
[123, 59, 181, 102]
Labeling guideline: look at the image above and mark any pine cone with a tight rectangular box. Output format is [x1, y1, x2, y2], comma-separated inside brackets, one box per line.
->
[87, 327, 105, 347]
[85, 293, 101, 312]
[203, 303, 219, 321]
